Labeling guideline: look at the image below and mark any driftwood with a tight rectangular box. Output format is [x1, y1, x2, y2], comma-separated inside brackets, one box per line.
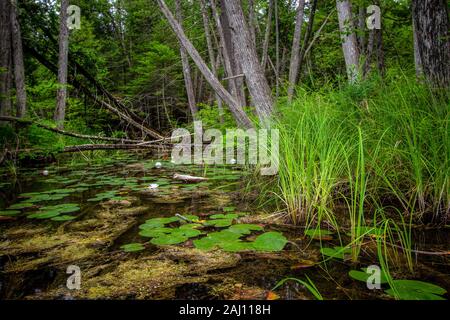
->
[173, 173, 208, 183]
[63, 144, 166, 153]
[0, 116, 143, 144]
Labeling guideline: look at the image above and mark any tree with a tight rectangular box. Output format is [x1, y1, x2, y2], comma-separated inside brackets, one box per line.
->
[223, 0, 274, 124]
[412, 0, 450, 88]
[175, 0, 198, 120]
[336, 0, 360, 83]
[287, 0, 306, 102]
[10, 0, 27, 118]
[156, 0, 253, 128]
[0, 0, 12, 122]
[54, 0, 70, 129]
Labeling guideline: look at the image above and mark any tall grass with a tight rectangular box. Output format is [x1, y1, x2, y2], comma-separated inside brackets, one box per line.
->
[267, 71, 449, 263]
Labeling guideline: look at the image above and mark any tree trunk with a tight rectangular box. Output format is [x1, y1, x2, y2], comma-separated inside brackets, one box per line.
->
[223, 0, 274, 124]
[412, 0, 450, 88]
[297, 0, 318, 84]
[336, 0, 360, 83]
[175, 0, 198, 120]
[156, 0, 253, 128]
[199, 0, 224, 122]
[54, 0, 70, 129]
[0, 0, 12, 122]
[287, 0, 306, 102]
[248, 0, 257, 47]
[219, 0, 246, 107]
[261, 0, 273, 70]
[10, 0, 27, 118]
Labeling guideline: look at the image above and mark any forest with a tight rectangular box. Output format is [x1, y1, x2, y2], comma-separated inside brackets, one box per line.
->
[0, 0, 449, 302]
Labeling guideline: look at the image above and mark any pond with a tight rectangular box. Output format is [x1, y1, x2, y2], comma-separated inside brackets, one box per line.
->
[0, 154, 449, 300]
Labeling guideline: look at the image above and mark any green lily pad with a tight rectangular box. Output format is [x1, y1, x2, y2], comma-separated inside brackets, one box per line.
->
[386, 279, 447, 300]
[150, 234, 188, 246]
[7, 202, 35, 210]
[27, 211, 61, 219]
[252, 232, 288, 252]
[349, 269, 389, 284]
[209, 213, 239, 220]
[51, 215, 77, 222]
[204, 218, 233, 227]
[227, 224, 263, 235]
[139, 227, 173, 238]
[223, 206, 236, 212]
[193, 237, 218, 251]
[221, 241, 254, 252]
[0, 210, 21, 216]
[120, 243, 145, 252]
[304, 229, 334, 237]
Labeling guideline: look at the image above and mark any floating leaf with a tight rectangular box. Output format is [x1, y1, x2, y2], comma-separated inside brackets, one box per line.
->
[120, 243, 145, 252]
[221, 240, 253, 252]
[385, 280, 447, 300]
[204, 219, 233, 227]
[193, 237, 218, 251]
[210, 213, 239, 220]
[7, 202, 35, 210]
[139, 227, 173, 238]
[51, 215, 77, 222]
[349, 269, 388, 284]
[0, 210, 20, 216]
[227, 224, 263, 235]
[27, 211, 61, 219]
[150, 234, 188, 245]
[252, 232, 288, 252]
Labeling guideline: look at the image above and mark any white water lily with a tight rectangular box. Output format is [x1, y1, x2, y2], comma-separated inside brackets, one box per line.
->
[148, 184, 159, 190]
[42, 170, 49, 176]
[155, 162, 162, 169]
[230, 158, 237, 165]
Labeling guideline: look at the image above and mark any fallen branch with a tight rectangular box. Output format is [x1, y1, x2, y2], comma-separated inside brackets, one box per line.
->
[0, 116, 144, 144]
[173, 173, 208, 183]
[63, 144, 167, 153]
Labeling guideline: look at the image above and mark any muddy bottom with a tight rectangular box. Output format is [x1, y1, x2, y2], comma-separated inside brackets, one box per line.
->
[0, 155, 449, 300]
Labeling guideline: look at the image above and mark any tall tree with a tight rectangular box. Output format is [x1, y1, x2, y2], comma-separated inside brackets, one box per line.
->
[10, 0, 27, 118]
[0, 0, 12, 121]
[156, 0, 253, 128]
[261, 0, 273, 70]
[223, 0, 274, 123]
[175, 0, 198, 120]
[336, 0, 360, 83]
[412, 0, 450, 88]
[54, 0, 70, 129]
[287, 0, 306, 102]
[199, 0, 224, 122]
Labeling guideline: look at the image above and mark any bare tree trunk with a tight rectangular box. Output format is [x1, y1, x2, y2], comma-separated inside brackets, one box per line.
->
[297, 0, 318, 84]
[248, 0, 257, 47]
[175, 0, 198, 120]
[10, 0, 27, 118]
[336, 0, 360, 83]
[200, 0, 224, 122]
[157, 0, 253, 128]
[223, 0, 274, 124]
[287, 0, 306, 102]
[0, 0, 12, 123]
[413, 16, 423, 78]
[274, 0, 280, 98]
[261, 0, 273, 70]
[54, 0, 70, 129]
[219, 0, 246, 107]
[412, 0, 450, 88]
[210, 0, 243, 107]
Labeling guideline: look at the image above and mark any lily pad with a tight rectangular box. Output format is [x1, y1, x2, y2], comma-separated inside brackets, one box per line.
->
[320, 246, 352, 260]
[120, 243, 145, 252]
[150, 234, 188, 246]
[51, 215, 77, 222]
[349, 269, 389, 284]
[252, 232, 288, 252]
[0, 210, 21, 216]
[227, 224, 263, 235]
[27, 211, 61, 219]
[385, 280, 447, 300]
[7, 202, 35, 210]
[204, 218, 233, 227]
[209, 213, 239, 220]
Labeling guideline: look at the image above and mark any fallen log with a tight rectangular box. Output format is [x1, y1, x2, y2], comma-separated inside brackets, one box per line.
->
[63, 143, 167, 153]
[0, 116, 143, 144]
[173, 173, 208, 183]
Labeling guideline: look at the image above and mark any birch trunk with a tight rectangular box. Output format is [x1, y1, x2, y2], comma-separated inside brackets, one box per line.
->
[223, 0, 274, 124]
[175, 0, 198, 120]
[336, 0, 360, 83]
[156, 0, 253, 128]
[54, 0, 70, 129]
[287, 0, 306, 102]
[0, 0, 12, 122]
[261, 0, 273, 70]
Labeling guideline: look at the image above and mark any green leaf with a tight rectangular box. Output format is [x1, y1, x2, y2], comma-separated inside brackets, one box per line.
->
[209, 213, 239, 220]
[27, 211, 61, 219]
[121, 243, 145, 252]
[193, 237, 218, 251]
[0, 210, 21, 216]
[150, 234, 188, 245]
[304, 229, 334, 237]
[51, 215, 77, 222]
[320, 246, 352, 260]
[385, 288, 446, 300]
[348, 269, 389, 284]
[204, 218, 233, 227]
[391, 280, 446, 295]
[227, 224, 263, 235]
[8, 202, 35, 210]
[253, 232, 288, 252]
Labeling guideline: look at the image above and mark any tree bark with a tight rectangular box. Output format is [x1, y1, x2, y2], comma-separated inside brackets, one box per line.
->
[0, 0, 12, 122]
[297, 0, 318, 84]
[199, 0, 224, 122]
[412, 0, 450, 88]
[54, 0, 70, 129]
[336, 0, 360, 83]
[248, 0, 257, 47]
[223, 0, 274, 124]
[175, 0, 198, 120]
[156, 0, 253, 128]
[10, 0, 27, 118]
[287, 0, 306, 102]
[261, 0, 273, 70]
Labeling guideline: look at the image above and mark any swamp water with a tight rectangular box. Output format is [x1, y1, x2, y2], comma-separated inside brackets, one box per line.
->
[0, 155, 449, 300]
